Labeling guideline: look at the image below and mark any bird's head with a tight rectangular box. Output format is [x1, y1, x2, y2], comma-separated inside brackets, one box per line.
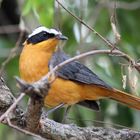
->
[24, 26, 68, 51]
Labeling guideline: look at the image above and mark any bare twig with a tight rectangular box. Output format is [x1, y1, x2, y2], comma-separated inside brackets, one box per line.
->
[44, 49, 139, 81]
[0, 1, 139, 139]
[56, 0, 115, 49]
[25, 97, 43, 133]
[55, 0, 140, 74]
[67, 117, 136, 130]
[0, 25, 20, 34]
[13, 48, 134, 103]
[1, 60, 140, 139]
[0, 93, 25, 122]
[15, 49, 139, 100]
[54, 1, 62, 29]
[7, 118, 44, 140]
[15, 76, 49, 98]
[16, 49, 140, 96]
[110, 2, 121, 44]
[0, 30, 25, 76]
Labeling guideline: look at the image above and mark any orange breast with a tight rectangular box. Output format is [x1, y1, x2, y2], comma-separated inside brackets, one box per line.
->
[20, 49, 51, 83]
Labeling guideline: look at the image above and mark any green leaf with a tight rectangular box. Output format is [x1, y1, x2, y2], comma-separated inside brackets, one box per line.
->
[22, 0, 32, 16]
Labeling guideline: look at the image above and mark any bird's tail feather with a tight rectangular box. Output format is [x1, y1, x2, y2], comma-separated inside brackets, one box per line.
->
[110, 89, 140, 110]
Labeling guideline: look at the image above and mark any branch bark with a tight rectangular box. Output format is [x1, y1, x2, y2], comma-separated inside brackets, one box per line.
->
[0, 78, 140, 140]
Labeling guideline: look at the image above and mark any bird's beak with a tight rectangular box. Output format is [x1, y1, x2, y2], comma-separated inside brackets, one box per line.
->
[56, 34, 68, 40]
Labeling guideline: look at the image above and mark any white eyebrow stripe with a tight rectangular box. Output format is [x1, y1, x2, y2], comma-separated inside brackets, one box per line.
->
[28, 26, 62, 38]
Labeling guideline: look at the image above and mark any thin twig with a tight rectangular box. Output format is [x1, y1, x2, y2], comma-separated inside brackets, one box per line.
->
[56, 0, 115, 49]
[7, 118, 45, 140]
[0, 93, 25, 122]
[110, 1, 121, 45]
[43, 49, 139, 82]
[67, 117, 136, 130]
[0, 25, 20, 34]
[54, 0, 140, 73]
[16, 50, 124, 95]
[1, 77, 140, 139]
[0, 30, 25, 76]
[16, 48, 140, 103]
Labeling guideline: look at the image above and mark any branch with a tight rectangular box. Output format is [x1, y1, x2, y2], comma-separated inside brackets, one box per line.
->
[0, 1, 139, 139]
[14, 48, 140, 139]
[0, 93, 25, 122]
[110, 2, 121, 45]
[38, 49, 140, 85]
[7, 118, 44, 140]
[0, 77, 14, 114]
[55, 0, 140, 74]
[0, 25, 20, 34]
[0, 78, 140, 140]
[15, 48, 140, 100]
[40, 117, 140, 140]
[0, 45, 140, 140]
[0, 19, 26, 76]
[0, 30, 25, 76]
[56, 0, 115, 49]
[25, 97, 43, 133]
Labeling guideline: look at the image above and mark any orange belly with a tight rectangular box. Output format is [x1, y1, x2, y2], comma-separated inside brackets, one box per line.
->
[44, 78, 109, 107]
[44, 78, 84, 107]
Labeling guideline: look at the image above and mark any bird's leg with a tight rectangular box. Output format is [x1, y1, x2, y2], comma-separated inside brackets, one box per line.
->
[46, 103, 65, 116]
[62, 105, 71, 123]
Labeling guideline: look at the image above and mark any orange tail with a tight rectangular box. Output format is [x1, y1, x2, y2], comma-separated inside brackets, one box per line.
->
[110, 89, 140, 110]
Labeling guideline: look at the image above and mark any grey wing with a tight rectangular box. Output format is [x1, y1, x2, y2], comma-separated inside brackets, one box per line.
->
[49, 50, 112, 89]
[49, 50, 112, 111]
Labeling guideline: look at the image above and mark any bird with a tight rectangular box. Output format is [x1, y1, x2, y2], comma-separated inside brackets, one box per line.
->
[19, 26, 140, 113]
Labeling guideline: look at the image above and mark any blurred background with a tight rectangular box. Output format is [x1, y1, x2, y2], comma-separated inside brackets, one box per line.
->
[0, 0, 140, 139]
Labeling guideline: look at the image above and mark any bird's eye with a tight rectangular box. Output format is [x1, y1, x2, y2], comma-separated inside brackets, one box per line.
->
[48, 33, 55, 38]
[27, 31, 56, 44]
[42, 32, 55, 38]
[43, 32, 48, 36]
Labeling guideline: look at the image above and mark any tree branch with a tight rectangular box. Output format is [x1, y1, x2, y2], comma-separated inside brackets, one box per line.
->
[37, 49, 140, 85]
[0, 93, 25, 122]
[56, 0, 116, 49]
[0, 1, 140, 139]
[0, 78, 140, 140]
[0, 30, 25, 76]
[0, 47, 140, 140]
